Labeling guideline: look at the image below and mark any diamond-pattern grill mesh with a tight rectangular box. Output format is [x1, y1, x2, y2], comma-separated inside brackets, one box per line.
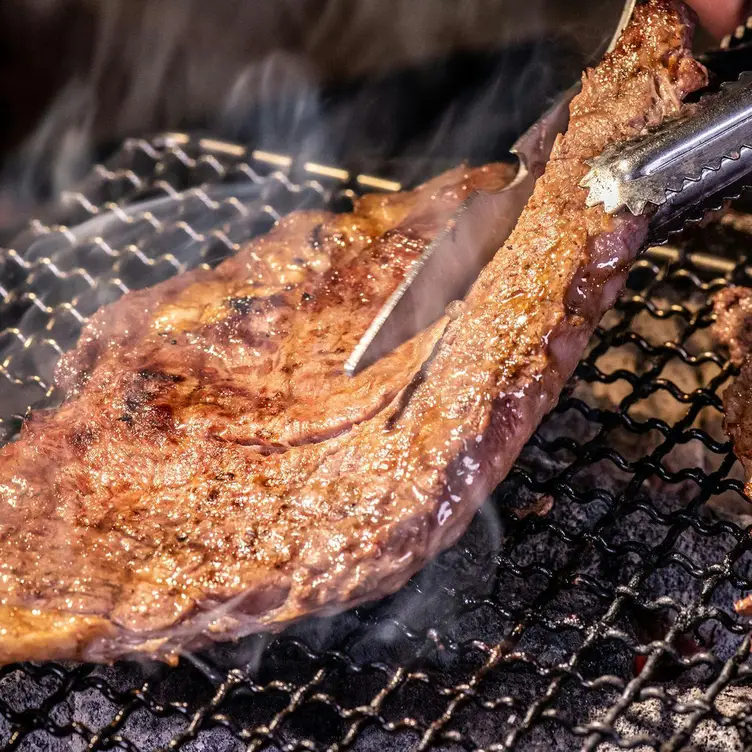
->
[1, 133, 752, 751]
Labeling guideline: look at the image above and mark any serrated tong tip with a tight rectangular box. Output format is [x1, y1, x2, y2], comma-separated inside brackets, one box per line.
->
[581, 72, 752, 228]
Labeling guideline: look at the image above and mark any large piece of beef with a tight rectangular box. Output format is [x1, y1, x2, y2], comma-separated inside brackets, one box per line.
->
[0, 0, 706, 664]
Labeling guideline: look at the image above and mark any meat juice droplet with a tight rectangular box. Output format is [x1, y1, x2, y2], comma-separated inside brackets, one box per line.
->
[437, 501, 453, 526]
[596, 256, 618, 270]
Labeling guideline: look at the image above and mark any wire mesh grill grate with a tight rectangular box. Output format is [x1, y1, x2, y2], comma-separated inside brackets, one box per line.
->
[1, 133, 752, 751]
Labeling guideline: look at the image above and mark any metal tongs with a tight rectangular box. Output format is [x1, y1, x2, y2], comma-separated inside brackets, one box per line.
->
[345, 3, 752, 376]
[581, 72, 752, 238]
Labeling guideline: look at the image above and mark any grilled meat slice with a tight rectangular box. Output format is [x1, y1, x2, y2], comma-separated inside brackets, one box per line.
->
[713, 285, 752, 496]
[725, 363, 752, 499]
[713, 285, 752, 367]
[0, 0, 706, 664]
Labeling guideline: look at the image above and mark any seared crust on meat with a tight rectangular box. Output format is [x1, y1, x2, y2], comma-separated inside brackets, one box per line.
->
[724, 360, 752, 498]
[0, 0, 705, 664]
[713, 285, 752, 497]
[712, 285, 752, 366]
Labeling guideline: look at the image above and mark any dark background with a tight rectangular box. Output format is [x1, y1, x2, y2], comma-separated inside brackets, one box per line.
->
[0, 0, 713, 234]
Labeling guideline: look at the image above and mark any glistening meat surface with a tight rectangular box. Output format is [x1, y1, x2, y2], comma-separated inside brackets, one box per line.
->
[0, 0, 706, 664]
[712, 286, 752, 497]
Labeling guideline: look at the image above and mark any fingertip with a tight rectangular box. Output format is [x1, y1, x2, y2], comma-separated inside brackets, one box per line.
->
[691, 0, 746, 40]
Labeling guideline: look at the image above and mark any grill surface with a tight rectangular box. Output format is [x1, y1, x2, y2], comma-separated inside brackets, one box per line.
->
[1, 133, 752, 751]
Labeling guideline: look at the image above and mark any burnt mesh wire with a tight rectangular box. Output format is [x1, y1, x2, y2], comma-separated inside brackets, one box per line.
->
[1, 133, 752, 751]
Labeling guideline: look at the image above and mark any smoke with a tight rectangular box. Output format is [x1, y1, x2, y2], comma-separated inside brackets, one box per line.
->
[219, 50, 322, 153]
[5, 79, 95, 208]
[0, 0, 623, 234]
[0, 5, 749, 750]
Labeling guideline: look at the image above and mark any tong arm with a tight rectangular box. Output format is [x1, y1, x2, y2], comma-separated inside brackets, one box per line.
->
[581, 72, 752, 241]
